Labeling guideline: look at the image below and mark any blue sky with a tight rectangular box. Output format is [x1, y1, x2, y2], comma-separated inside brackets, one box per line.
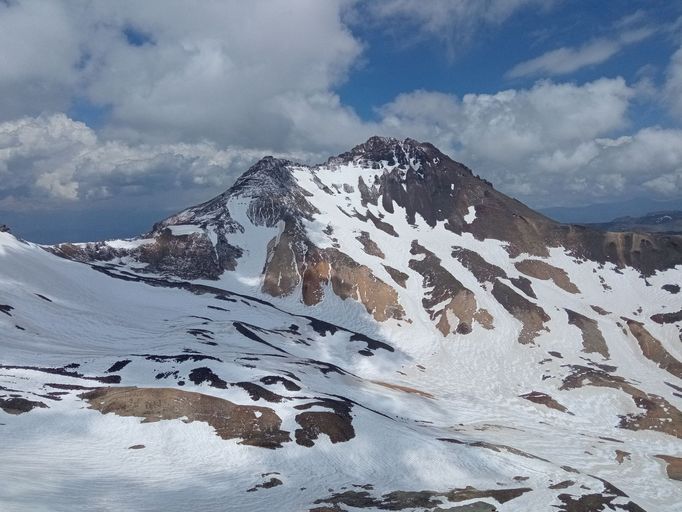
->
[340, 1, 680, 126]
[1, 0, 682, 242]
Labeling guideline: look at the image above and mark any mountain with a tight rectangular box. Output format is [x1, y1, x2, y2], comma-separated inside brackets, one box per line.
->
[540, 197, 682, 224]
[589, 211, 682, 234]
[2, 137, 681, 511]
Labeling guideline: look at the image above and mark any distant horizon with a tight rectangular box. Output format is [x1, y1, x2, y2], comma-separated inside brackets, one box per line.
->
[4, 177, 682, 245]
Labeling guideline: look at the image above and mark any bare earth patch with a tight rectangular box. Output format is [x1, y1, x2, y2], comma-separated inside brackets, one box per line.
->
[520, 391, 569, 413]
[313, 486, 531, 510]
[650, 309, 682, 325]
[615, 450, 630, 464]
[655, 455, 682, 481]
[624, 318, 682, 379]
[382, 264, 409, 288]
[561, 366, 682, 439]
[566, 309, 609, 359]
[491, 280, 550, 344]
[293, 398, 355, 447]
[410, 241, 488, 335]
[80, 386, 291, 448]
[0, 397, 48, 415]
[356, 231, 385, 259]
[515, 259, 580, 294]
[302, 248, 405, 322]
[372, 380, 434, 399]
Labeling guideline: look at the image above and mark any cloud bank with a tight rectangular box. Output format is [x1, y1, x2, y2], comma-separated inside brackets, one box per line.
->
[0, 0, 680, 217]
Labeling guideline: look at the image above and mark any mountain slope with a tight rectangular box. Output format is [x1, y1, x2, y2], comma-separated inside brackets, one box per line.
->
[2, 137, 682, 511]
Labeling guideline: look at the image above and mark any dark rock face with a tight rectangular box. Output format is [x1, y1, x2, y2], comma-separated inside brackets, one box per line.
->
[409, 241, 480, 336]
[650, 310, 682, 324]
[334, 137, 682, 276]
[0, 224, 10, 233]
[294, 398, 355, 447]
[491, 280, 549, 344]
[452, 247, 506, 284]
[80, 387, 292, 449]
[231, 156, 319, 228]
[313, 484, 531, 510]
[49, 136, 682, 313]
[662, 284, 680, 294]
[0, 397, 48, 415]
[138, 229, 223, 279]
[566, 309, 609, 359]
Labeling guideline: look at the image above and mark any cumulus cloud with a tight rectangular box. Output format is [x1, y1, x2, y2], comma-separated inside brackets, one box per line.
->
[507, 27, 655, 78]
[371, 78, 682, 205]
[377, 78, 633, 162]
[0, 0, 80, 119]
[0, 0, 365, 151]
[0, 114, 317, 210]
[4, 76, 678, 212]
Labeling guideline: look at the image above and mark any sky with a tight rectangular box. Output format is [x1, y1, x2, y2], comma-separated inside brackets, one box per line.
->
[2, 0, 682, 242]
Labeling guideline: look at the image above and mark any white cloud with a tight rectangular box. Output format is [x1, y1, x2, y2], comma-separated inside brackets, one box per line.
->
[371, 78, 682, 206]
[0, 114, 317, 209]
[377, 77, 633, 162]
[0, 0, 364, 152]
[0, 1, 681, 215]
[507, 27, 654, 78]
[0, 1, 80, 119]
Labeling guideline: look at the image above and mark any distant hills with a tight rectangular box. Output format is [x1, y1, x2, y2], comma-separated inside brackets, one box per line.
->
[588, 210, 682, 233]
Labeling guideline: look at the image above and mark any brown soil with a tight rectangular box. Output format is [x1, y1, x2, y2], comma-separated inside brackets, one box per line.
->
[0, 397, 48, 415]
[80, 387, 291, 448]
[262, 227, 301, 297]
[382, 264, 409, 288]
[473, 308, 494, 330]
[515, 259, 580, 294]
[624, 319, 682, 379]
[650, 309, 682, 324]
[491, 280, 550, 344]
[590, 305, 610, 316]
[561, 366, 682, 439]
[372, 380, 434, 399]
[410, 241, 486, 335]
[520, 391, 569, 413]
[615, 450, 630, 464]
[654, 455, 682, 481]
[356, 231, 385, 258]
[566, 310, 609, 359]
[301, 247, 405, 322]
[327, 249, 405, 321]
